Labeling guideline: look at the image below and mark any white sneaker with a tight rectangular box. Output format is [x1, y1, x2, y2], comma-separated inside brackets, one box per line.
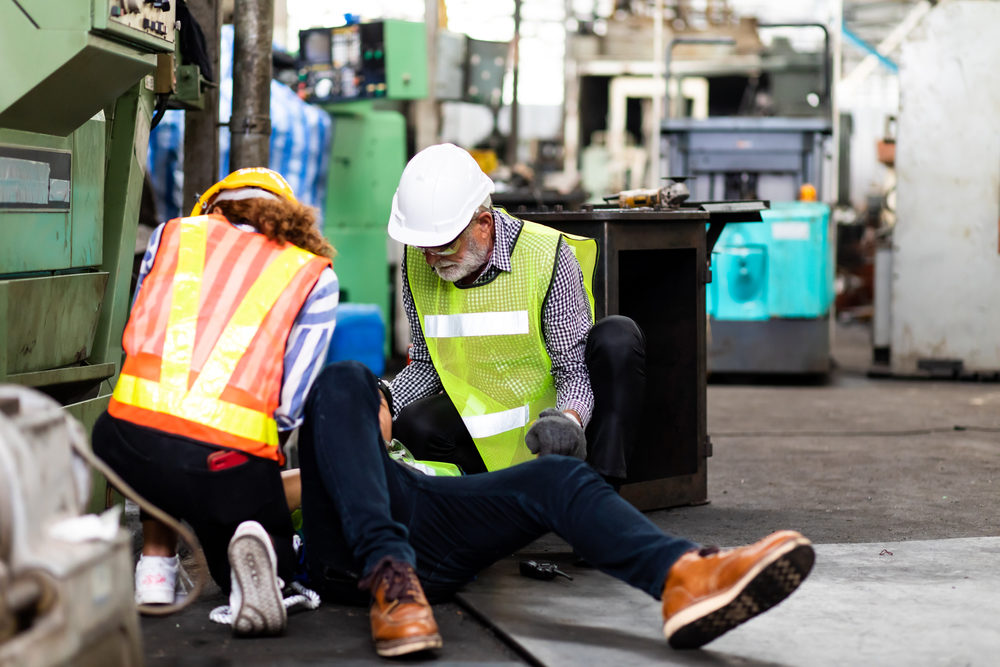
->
[134, 555, 178, 605]
[227, 521, 287, 637]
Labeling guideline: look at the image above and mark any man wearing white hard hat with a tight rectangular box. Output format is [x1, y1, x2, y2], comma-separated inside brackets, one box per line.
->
[387, 143, 646, 486]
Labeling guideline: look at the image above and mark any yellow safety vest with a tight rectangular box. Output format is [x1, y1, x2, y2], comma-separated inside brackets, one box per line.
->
[406, 215, 596, 470]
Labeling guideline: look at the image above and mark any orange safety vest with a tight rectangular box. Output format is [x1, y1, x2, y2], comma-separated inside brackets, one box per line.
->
[109, 215, 331, 463]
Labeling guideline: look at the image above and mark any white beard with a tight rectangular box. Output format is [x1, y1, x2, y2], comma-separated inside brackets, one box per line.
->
[433, 238, 490, 283]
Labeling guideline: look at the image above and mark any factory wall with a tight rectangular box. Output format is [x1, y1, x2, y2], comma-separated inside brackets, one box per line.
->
[891, 0, 1000, 373]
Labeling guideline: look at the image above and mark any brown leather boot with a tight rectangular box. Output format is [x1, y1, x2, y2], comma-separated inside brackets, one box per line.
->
[360, 556, 443, 657]
[662, 530, 814, 649]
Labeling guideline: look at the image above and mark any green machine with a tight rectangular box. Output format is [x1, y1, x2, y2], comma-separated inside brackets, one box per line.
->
[0, 0, 176, 459]
[299, 20, 428, 355]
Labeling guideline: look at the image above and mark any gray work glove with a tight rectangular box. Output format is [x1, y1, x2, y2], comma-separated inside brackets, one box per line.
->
[525, 408, 587, 459]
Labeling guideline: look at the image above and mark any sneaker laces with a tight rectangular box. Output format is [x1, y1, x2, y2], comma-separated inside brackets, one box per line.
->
[208, 579, 321, 625]
[358, 557, 420, 605]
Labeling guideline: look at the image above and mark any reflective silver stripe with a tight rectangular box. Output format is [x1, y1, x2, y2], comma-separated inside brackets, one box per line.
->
[462, 405, 530, 439]
[423, 311, 529, 338]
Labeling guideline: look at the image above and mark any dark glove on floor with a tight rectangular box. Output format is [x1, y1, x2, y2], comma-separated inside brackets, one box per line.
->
[525, 408, 586, 459]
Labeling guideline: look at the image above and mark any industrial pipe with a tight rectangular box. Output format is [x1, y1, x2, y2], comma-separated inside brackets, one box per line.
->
[757, 23, 832, 105]
[663, 36, 736, 119]
[506, 0, 522, 166]
[230, 0, 274, 169]
[184, 0, 223, 208]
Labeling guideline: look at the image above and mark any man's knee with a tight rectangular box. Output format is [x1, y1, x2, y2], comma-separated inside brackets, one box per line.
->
[527, 455, 598, 485]
[395, 394, 458, 441]
[309, 360, 376, 405]
[588, 315, 645, 359]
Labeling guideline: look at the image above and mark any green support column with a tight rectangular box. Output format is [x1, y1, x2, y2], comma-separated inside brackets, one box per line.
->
[322, 103, 406, 356]
[77, 82, 153, 514]
[89, 82, 154, 380]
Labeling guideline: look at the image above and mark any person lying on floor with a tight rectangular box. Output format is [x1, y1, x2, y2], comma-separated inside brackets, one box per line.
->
[295, 360, 814, 657]
[121, 347, 815, 657]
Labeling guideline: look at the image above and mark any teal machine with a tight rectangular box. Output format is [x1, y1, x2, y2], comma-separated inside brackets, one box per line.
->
[662, 22, 835, 375]
[660, 24, 835, 375]
[663, 118, 834, 374]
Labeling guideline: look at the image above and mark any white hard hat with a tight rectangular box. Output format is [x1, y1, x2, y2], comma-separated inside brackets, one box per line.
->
[387, 143, 495, 247]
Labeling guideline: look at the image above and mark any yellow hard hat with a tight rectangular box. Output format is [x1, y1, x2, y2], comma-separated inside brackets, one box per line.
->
[191, 167, 297, 216]
[799, 183, 818, 202]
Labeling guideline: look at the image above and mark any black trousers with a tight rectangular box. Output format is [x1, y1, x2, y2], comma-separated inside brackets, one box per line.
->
[91, 413, 296, 592]
[395, 315, 647, 483]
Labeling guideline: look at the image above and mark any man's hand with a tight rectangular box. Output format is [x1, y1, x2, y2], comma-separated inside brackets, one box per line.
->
[525, 408, 586, 459]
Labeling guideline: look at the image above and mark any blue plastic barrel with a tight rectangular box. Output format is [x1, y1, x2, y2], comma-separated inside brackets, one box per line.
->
[325, 303, 386, 376]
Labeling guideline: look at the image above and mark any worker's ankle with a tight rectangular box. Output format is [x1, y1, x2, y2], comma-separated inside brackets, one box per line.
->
[142, 545, 177, 557]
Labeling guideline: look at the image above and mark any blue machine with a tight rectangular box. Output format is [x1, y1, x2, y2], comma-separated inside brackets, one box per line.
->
[706, 201, 833, 373]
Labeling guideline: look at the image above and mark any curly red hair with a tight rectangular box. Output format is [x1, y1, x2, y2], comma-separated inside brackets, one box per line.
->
[212, 197, 335, 260]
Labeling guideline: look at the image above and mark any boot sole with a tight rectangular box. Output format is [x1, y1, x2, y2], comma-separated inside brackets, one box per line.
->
[228, 533, 287, 637]
[375, 633, 444, 657]
[135, 588, 175, 605]
[664, 535, 815, 650]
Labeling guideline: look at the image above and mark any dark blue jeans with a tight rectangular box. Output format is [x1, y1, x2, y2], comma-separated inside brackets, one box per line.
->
[298, 361, 697, 603]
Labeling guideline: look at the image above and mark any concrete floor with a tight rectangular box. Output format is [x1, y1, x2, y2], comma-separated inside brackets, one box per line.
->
[141, 322, 1000, 664]
[460, 537, 1000, 666]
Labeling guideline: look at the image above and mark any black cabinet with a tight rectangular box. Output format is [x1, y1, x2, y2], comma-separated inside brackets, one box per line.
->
[520, 203, 764, 510]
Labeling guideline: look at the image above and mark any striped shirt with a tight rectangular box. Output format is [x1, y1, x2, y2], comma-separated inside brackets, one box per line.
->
[391, 208, 595, 426]
[134, 222, 339, 431]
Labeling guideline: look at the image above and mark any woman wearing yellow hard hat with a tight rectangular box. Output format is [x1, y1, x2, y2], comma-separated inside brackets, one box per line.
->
[93, 167, 337, 635]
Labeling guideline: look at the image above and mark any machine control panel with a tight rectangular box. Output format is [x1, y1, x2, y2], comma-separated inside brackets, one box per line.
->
[299, 21, 427, 103]
[97, 0, 176, 50]
[300, 24, 382, 101]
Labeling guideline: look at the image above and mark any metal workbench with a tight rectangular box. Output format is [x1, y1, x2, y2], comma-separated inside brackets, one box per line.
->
[518, 201, 766, 510]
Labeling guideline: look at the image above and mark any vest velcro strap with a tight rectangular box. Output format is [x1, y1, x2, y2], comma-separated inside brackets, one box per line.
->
[461, 404, 530, 439]
[424, 311, 530, 338]
[113, 373, 279, 446]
